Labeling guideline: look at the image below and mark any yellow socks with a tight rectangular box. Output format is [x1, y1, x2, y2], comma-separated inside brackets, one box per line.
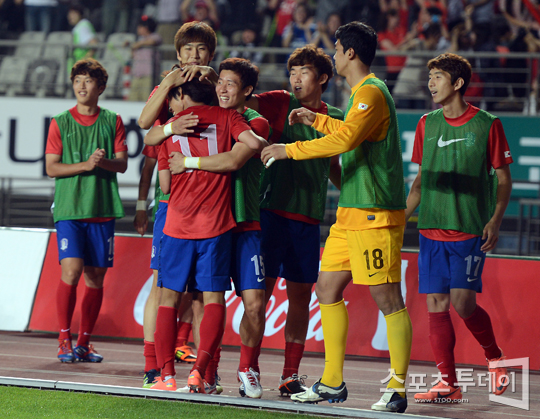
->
[320, 299, 349, 388]
[385, 307, 412, 396]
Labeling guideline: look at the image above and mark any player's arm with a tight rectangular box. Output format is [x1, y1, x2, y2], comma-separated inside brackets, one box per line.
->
[97, 151, 127, 173]
[289, 107, 344, 135]
[158, 169, 171, 195]
[138, 69, 188, 129]
[144, 113, 200, 146]
[169, 141, 254, 174]
[237, 129, 268, 153]
[405, 166, 422, 222]
[329, 155, 341, 190]
[481, 164, 512, 252]
[133, 156, 157, 236]
[46, 148, 105, 178]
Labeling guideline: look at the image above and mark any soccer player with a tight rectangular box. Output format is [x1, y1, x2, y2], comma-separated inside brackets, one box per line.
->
[134, 21, 217, 388]
[406, 52, 512, 402]
[245, 44, 344, 397]
[261, 22, 413, 413]
[150, 78, 267, 392]
[167, 58, 270, 398]
[46, 58, 127, 363]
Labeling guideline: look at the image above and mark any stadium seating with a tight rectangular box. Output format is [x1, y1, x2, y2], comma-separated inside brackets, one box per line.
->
[14, 31, 46, 58]
[102, 32, 135, 65]
[99, 59, 122, 99]
[43, 32, 72, 97]
[0, 56, 31, 96]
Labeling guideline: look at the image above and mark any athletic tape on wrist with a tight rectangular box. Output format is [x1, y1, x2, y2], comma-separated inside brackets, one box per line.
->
[184, 157, 200, 169]
[163, 123, 173, 137]
[136, 200, 147, 211]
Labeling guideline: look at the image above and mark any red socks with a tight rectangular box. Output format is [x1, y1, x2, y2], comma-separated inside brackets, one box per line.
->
[283, 342, 304, 379]
[429, 311, 458, 387]
[239, 344, 257, 371]
[192, 303, 225, 376]
[462, 305, 501, 360]
[143, 340, 158, 372]
[154, 306, 177, 378]
[57, 280, 77, 341]
[77, 286, 103, 347]
[204, 346, 222, 385]
[176, 321, 192, 348]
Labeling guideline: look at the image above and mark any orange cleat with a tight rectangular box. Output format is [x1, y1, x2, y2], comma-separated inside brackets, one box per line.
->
[414, 382, 462, 402]
[175, 345, 197, 363]
[150, 376, 177, 391]
[187, 370, 205, 394]
[488, 349, 509, 396]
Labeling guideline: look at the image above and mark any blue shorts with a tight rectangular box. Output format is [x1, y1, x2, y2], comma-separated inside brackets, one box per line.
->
[418, 235, 485, 294]
[260, 210, 320, 284]
[55, 219, 116, 267]
[150, 202, 168, 270]
[158, 231, 232, 293]
[231, 230, 266, 296]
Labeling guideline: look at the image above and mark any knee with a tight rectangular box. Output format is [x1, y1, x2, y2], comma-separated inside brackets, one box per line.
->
[453, 300, 476, 318]
[61, 267, 82, 284]
[243, 299, 265, 320]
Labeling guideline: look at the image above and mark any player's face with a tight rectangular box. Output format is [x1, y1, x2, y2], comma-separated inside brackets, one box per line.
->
[72, 73, 103, 106]
[289, 65, 322, 102]
[177, 42, 212, 66]
[333, 40, 347, 76]
[428, 67, 460, 105]
[169, 95, 184, 115]
[216, 70, 251, 111]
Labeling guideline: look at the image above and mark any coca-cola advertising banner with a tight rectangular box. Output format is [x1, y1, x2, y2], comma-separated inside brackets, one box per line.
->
[28, 233, 539, 370]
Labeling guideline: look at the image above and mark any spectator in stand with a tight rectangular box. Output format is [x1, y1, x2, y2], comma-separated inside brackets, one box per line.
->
[230, 26, 264, 66]
[67, 3, 98, 70]
[264, 0, 302, 47]
[317, 12, 341, 50]
[464, 0, 494, 36]
[156, 0, 183, 59]
[180, 0, 219, 28]
[282, 3, 318, 48]
[25, 0, 58, 34]
[314, 0, 347, 27]
[128, 15, 162, 102]
[377, 0, 412, 93]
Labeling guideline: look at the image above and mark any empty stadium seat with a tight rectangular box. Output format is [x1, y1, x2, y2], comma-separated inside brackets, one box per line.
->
[25, 59, 60, 97]
[102, 32, 136, 65]
[15, 31, 46, 58]
[43, 32, 73, 97]
[0, 56, 31, 96]
[99, 59, 122, 99]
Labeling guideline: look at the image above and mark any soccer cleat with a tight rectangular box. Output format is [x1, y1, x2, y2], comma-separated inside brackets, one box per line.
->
[414, 381, 462, 402]
[291, 379, 347, 404]
[73, 344, 103, 362]
[279, 373, 308, 396]
[214, 374, 223, 395]
[238, 367, 263, 399]
[488, 348, 509, 396]
[187, 370, 206, 394]
[150, 376, 177, 391]
[372, 389, 407, 413]
[142, 369, 160, 388]
[57, 339, 74, 363]
[175, 345, 197, 363]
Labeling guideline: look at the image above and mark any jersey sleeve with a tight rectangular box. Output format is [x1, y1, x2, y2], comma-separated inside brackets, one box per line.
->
[249, 116, 270, 140]
[157, 140, 170, 171]
[147, 85, 170, 125]
[411, 115, 427, 165]
[312, 113, 344, 136]
[286, 84, 388, 160]
[45, 119, 63, 155]
[255, 90, 290, 143]
[230, 110, 253, 140]
[142, 144, 159, 159]
[114, 115, 127, 153]
[488, 118, 513, 169]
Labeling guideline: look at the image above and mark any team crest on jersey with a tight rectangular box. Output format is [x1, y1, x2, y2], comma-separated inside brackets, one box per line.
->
[358, 103, 368, 110]
[151, 246, 156, 258]
[60, 238, 68, 251]
[504, 151, 511, 158]
[464, 132, 476, 147]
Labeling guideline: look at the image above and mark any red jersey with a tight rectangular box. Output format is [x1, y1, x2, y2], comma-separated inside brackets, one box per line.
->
[158, 105, 252, 239]
[45, 106, 127, 155]
[412, 103, 513, 241]
[148, 85, 170, 125]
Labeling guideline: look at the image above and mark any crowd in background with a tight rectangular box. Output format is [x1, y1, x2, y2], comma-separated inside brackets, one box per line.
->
[0, 0, 539, 110]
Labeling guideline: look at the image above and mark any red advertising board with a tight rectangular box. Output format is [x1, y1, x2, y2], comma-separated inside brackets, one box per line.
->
[29, 235, 539, 370]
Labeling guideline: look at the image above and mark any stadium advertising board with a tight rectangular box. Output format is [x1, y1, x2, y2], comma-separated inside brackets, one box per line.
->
[25, 233, 538, 370]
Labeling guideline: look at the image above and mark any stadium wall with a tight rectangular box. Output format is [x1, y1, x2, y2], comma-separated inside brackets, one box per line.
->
[0, 229, 537, 370]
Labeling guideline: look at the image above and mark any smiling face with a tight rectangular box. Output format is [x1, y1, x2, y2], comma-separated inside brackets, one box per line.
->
[289, 64, 323, 103]
[72, 73, 104, 107]
[177, 42, 212, 66]
[428, 67, 461, 105]
[216, 69, 251, 112]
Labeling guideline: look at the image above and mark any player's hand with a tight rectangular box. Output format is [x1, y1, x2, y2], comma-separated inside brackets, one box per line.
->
[261, 144, 288, 168]
[86, 148, 105, 170]
[181, 65, 218, 85]
[169, 151, 187, 174]
[133, 211, 148, 236]
[172, 112, 199, 135]
[162, 67, 188, 88]
[289, 107, 316, 126]
[481, 220, 500, 252]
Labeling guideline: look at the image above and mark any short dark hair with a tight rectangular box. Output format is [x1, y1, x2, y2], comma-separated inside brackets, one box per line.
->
[174, 21, 217, 56]
[427, 53, 472, 96]
[335, 21, 377, 67]
[68, 2, 84, 15]
[139, 15, 157, 33]
[70, 58, 108, 88]
[218, 58, 259, 100]
[167, 79, 215, 105]
[287, 45, 334, 93]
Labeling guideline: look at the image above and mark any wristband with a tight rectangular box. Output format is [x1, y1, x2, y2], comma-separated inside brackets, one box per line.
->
[265, 157, 276, 168]
[163, 123, 173, 137]
[184, 157, 201, 169]
[136, 200, 147, 211]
